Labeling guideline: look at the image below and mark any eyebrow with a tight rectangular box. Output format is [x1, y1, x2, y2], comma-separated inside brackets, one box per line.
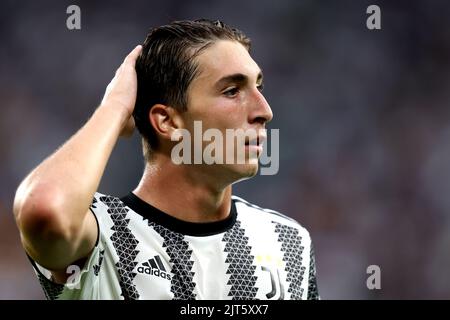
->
[214, 71, 264, 90]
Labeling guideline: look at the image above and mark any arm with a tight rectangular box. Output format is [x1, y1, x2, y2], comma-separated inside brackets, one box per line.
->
[13, 45, 142, 272]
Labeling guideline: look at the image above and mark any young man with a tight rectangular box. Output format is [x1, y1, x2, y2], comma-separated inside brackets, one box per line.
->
[13, 19, 319, 300]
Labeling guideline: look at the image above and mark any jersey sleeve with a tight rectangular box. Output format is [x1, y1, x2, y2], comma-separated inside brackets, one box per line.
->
[26, 197, 104, 300]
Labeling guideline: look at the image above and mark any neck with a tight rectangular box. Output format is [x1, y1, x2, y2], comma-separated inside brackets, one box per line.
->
[133, 154, 232, 223]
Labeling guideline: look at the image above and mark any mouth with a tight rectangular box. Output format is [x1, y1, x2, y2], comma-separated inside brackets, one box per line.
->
[244, 134, 266, 146]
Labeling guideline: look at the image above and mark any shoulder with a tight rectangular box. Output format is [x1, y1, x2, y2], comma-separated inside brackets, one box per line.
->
[90, 192, 129, 213]
[231, 195, 311, 240]
[232, 194, 299, 225]
[91, 192, 120, 206]
[89, 192, 130, 226]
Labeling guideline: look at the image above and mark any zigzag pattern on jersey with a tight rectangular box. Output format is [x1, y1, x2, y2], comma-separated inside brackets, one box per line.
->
[222, 220, 258, 300]
[307, 244, 320, 300]
[27, 252, 65, 300]
[149, 222, 197, 299]
[37, 273, 64, 300]
[100, 195, 140, 300]
[272, 221, 306, 300]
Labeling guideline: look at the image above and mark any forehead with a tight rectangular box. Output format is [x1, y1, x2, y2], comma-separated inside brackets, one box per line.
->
[193, 40, 261, 84]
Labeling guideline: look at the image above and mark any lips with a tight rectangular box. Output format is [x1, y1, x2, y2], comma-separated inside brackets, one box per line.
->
[245, 134, 266, 146]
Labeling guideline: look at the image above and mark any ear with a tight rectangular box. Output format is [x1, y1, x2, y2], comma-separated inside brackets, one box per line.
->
[148, 104, 184, 142]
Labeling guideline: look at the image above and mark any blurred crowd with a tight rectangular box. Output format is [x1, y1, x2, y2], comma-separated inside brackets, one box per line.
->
[1, 0, 450, 299]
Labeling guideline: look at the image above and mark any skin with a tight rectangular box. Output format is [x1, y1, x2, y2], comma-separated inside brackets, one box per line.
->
[13, 40, 272, 283]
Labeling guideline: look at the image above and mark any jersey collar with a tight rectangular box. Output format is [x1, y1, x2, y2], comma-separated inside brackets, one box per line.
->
[120, 192, 237, 237]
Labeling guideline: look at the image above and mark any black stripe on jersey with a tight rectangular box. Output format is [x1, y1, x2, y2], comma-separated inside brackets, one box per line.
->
[222, 220, 258, 300]
[149, 222, 197, 300]
[100, 196, 140, 300]
[232, 196, 299, 225]
[272, 221, 306, 300]
[307, 244, 320, 300]
[121, 192, 237, 236]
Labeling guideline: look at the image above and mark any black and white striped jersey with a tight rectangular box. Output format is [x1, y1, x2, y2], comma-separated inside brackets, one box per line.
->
[29, 192, 319, 300]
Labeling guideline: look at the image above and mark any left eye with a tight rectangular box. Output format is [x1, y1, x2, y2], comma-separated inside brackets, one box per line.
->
[223, 87, 239, 97]
[257, 83, 264, 92]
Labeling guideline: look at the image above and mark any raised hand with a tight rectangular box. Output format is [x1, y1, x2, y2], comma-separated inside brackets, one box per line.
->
[101, 45, 143, 137]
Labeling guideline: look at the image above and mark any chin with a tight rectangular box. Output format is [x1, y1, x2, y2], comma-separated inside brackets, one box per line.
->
[218, 160, 260, 186]
[232, 162, 259, 180]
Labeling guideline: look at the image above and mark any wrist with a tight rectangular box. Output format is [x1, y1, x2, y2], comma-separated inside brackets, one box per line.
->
[96, 102, 132, 131]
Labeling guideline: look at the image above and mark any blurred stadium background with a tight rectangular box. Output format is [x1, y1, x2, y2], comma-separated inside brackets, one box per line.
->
[1, 0, 450, 299]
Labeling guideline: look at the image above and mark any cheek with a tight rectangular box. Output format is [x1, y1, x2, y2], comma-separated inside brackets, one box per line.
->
[209, 111, 242, 132]
[191, 97, 244, 130]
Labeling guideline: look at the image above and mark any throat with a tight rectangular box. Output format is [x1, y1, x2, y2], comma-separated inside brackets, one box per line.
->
[133, 166, 233, 223]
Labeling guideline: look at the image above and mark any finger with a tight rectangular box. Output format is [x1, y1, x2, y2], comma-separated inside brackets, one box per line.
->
[123, 45, 143, 66]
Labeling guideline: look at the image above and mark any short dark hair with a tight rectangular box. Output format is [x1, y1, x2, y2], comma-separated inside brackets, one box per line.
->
[134, 19, 251, 160]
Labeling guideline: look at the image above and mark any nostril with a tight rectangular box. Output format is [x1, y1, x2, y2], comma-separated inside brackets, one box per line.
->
[252, 116, 267, 125]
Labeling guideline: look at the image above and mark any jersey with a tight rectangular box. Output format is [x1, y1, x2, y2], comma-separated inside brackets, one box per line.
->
[28, 192, 319, 300]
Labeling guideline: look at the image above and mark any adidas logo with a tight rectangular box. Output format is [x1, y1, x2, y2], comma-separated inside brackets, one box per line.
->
[137, 255, 171, 280]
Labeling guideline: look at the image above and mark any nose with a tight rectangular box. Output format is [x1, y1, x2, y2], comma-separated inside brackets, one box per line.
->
[249, 89, 273, 125]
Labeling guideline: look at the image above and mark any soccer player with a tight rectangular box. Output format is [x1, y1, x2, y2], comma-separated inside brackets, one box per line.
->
[13, 19, 319, 300]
